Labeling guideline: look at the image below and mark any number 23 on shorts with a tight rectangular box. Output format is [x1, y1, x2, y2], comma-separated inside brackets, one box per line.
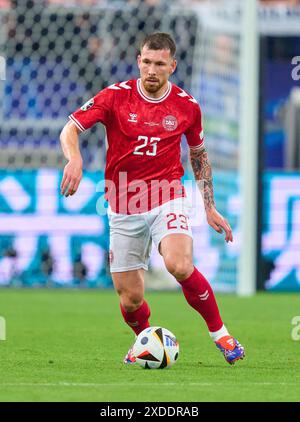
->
[166, 213, 189, 231]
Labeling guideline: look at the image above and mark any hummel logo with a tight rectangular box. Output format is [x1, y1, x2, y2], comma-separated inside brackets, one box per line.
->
[128, 113, 138, 123]
[199, 290, 209, 301]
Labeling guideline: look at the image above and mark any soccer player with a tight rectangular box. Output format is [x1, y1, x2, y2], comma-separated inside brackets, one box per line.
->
[60, 32, 245, 365]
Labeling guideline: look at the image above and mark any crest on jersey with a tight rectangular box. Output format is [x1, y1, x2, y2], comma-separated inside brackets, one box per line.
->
[162, 115, 178, 131]
[81, 98, 94, 111]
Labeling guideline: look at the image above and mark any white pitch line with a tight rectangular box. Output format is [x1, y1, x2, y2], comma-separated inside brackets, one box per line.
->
[0, 382, 299, 387]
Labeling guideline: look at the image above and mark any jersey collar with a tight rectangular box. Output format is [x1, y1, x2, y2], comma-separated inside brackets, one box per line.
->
[137, 78, 172, 103]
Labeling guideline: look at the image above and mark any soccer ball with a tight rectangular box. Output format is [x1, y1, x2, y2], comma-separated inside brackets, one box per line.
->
[132, 326, 179, 369]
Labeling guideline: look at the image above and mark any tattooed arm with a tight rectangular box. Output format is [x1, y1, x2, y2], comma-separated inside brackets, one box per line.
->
[189, 145, 215, 210]
[189, 146, 233, 243]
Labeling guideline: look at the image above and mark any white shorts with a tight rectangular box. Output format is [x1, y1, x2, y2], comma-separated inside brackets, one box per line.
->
[107, 198, 193, 273]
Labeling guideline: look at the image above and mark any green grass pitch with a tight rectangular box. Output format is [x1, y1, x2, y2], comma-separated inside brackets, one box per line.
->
[0, 289, 299, 402]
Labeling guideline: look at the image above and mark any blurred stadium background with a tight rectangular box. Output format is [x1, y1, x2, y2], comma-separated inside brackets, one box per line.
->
[0, 0, 300, 294]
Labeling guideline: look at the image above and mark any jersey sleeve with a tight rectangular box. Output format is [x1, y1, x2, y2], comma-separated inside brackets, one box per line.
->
[68, 87, 114, 132]
[184, 103, 205, 150]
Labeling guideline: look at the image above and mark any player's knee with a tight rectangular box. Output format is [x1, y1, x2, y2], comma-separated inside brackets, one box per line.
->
[120, 293, 144, 313]
[164, 255, 193, 280]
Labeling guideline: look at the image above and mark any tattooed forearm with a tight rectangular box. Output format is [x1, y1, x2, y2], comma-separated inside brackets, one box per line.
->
[189, 146, 215, 210]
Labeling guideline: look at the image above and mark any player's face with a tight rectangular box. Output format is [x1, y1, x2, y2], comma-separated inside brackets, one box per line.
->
[137, 46, 177, 96]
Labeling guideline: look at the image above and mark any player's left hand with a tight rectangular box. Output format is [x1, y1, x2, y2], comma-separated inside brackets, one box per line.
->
[206, 207, 233, 243]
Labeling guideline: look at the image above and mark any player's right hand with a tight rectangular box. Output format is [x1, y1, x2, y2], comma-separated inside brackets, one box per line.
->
[60, 158, 83, 197]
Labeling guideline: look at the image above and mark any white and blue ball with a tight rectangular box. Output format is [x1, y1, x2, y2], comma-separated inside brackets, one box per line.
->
[132, 326, 179, 369]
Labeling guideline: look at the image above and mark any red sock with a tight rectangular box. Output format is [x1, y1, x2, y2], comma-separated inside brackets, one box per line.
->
[177, 267, 223, 332]
[120, 300, 151, 335]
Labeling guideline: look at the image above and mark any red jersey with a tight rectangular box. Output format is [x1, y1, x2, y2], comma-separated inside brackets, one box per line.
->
[69, 79, 204, 214]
